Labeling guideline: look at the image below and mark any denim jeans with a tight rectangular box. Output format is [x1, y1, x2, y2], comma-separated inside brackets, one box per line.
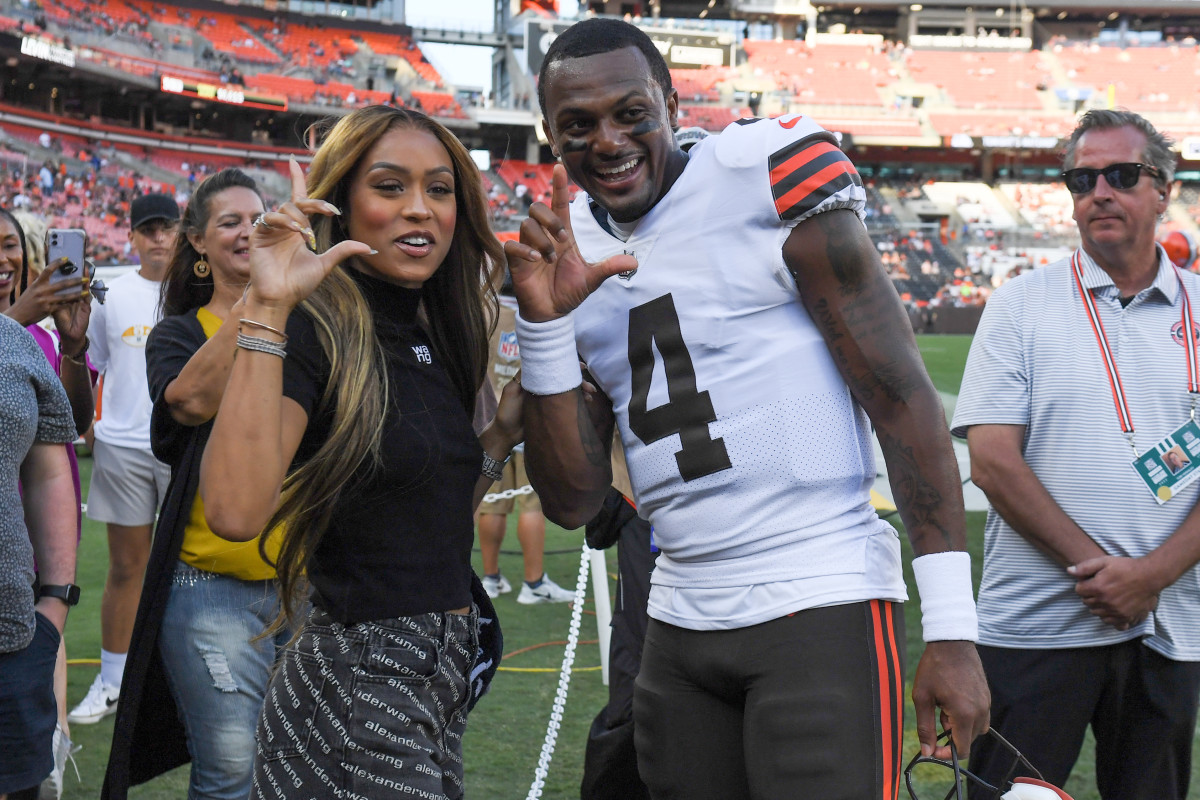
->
[0, 612, 59, 795]
[158, 562, 290, 800]
[252, 605, 479, 800]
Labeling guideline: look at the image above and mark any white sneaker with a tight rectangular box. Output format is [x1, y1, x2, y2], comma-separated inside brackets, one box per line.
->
[517, 574, 576, 605]
[481, 574, 512, 598]
[38, 723, 80, 800]
[67, 675, 119, 725]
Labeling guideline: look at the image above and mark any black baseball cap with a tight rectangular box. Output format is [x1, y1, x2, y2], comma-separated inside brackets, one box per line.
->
[130, 193, 180, 230]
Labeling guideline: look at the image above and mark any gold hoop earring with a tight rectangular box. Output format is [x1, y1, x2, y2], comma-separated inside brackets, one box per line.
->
[193, 258, 210, 278]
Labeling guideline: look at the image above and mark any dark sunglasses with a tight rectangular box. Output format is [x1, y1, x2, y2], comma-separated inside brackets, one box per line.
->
[1061, 162, 1162, 195]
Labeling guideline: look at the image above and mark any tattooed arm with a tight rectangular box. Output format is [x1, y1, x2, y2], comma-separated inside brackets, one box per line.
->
[784, 209, 990, 759]
[523, 385, 616, 529]
[784, 210, 964, 555]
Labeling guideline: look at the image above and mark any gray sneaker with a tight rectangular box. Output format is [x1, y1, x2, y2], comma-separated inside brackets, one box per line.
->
[517, 574, 576, 604]
[38, 723, 80, 800]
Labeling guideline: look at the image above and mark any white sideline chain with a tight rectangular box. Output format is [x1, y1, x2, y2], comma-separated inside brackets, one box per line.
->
[525, 543, 591, 800]
[481, 484, 535, 504]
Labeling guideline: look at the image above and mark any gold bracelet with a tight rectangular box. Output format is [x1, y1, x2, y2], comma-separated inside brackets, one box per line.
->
[238, 318, 288, 343]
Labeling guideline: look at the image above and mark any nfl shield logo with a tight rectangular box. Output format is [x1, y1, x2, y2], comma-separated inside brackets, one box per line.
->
[499, 331, 520, 361]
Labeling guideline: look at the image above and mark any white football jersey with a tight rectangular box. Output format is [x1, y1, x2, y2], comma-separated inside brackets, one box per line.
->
[571, 116, 905, 601]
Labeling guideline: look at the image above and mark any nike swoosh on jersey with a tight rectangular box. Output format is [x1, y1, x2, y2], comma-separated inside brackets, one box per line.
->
[768, 132, 863, 221]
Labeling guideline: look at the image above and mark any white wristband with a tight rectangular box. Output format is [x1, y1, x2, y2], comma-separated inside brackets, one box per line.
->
[912, 551, 979, 642]
[514, 311, 583, 396]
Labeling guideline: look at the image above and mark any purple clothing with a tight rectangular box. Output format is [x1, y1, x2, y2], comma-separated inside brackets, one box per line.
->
[26, 324, 94, 539]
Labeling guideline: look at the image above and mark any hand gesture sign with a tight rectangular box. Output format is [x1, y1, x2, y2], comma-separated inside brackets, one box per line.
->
[503, 164, 637, 322]
[247, 156, 374, 312]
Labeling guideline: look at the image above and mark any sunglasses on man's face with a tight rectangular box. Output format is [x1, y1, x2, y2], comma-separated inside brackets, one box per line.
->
[1061, 162, 1162, 195]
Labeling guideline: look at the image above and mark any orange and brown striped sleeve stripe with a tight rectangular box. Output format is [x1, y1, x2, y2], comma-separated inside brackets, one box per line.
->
[870, 599, 905, 800]
[768, 132, 863, 222]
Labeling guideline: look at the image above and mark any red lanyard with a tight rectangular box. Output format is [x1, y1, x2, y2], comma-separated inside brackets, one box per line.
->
[1071, 249, 1200, 444]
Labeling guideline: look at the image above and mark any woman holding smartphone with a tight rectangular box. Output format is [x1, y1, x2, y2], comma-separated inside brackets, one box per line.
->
[0, 208, 94, 798]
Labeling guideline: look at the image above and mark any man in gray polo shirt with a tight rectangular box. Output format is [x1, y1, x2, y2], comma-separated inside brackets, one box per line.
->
[953, 109, 1200, 799]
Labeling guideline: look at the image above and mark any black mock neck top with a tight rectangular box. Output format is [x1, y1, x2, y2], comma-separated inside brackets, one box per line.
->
[282, 267, 481, 623]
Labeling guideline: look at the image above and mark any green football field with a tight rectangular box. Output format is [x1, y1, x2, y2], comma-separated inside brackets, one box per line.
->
[54, 334, 1198, 799]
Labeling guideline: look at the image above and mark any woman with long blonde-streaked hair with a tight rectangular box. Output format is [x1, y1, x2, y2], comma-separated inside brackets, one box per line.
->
[200, 105, 520, 798]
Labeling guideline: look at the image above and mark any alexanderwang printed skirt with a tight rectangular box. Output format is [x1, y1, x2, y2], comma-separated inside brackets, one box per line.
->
[251, 606, 479, 800]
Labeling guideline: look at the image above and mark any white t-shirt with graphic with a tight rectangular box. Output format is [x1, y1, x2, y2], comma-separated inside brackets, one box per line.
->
[88, 271, 160, 450]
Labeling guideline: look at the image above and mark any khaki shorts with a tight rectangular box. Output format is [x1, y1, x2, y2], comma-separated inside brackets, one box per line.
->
[478, 452, 541, 515]
[86, 439, 171, 526]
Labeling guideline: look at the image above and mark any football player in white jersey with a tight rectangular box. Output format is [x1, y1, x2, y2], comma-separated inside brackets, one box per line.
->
[505, 19, 990, 799]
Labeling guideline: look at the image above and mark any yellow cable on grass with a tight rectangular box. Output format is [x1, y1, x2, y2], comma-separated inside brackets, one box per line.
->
[499, 665, 602, 673]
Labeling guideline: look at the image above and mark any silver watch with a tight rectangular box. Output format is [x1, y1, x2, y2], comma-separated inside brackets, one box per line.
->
[482, 451, 508, 482]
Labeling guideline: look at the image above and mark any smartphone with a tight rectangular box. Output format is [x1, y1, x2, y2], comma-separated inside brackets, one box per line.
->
[47, 228, 87, 296]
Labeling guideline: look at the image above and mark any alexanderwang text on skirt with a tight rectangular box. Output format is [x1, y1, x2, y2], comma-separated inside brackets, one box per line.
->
[252, 606, 479, 800]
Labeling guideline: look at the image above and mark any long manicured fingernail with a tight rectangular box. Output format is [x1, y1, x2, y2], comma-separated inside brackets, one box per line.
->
[303, 228, 317, 252]
[367, 248, 379, 255]
[323, 202, 341, 215]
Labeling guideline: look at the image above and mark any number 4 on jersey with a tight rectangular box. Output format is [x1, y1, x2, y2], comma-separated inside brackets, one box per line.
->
[627, 294, 732, 481]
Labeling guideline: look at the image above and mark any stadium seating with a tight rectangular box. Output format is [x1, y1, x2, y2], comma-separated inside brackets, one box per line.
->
[258, 21, 358, 69]
[124, 0, 282, 65]
[6, 5, 1200, 303]
[928, 112, 1074, 138]
[922, 182, 1018, 230]
[84, 48, 224, 83]
[355, 31, 445, 86]
[743, 40, 894, 106]
[905, 50, 1049, 109]
[677, 105, 751, 131]
[45, 0, 144, 32]
[998, 183, 1075, 236]
[410, 91, 468, 120]
[1055, 42, 1200, 113]
[242, 74, 391, 106]
[814, 116, 924, 138]
[669, 68, 733, 103]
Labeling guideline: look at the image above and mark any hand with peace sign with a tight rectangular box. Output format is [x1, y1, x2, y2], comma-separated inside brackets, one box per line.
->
[246, 156, 374, 313]
[503, 164, 637, 322]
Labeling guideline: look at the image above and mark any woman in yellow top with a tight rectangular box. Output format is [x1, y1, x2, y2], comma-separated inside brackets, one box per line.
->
[102, 168, 286, 800]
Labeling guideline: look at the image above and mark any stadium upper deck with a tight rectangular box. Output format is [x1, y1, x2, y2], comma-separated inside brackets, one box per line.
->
[0, 3, 1198, 286]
